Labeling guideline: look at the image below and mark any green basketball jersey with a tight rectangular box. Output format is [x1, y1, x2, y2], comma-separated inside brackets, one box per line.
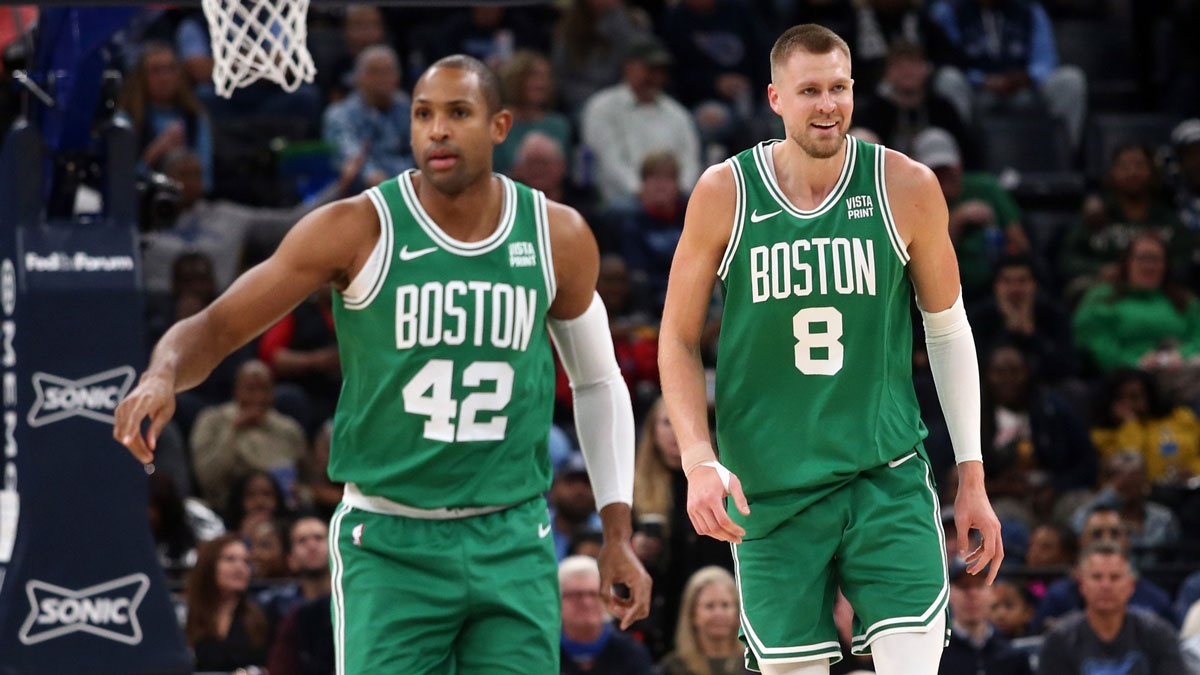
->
[329, 170, 557, 509]
[715, 137, 927, 500]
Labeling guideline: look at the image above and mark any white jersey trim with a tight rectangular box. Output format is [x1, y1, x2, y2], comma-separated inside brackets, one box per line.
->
[717, 158, 747, 281]
[532, 189, 557, 304]
[874, 147, 910, 265]
[753, 137, 856, 219]
[398, 169, 517, 257]
[341, 186, 393, 310]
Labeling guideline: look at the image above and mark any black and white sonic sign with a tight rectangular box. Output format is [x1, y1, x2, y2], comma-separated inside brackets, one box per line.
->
[19, 573, 149, 645]
[27, 366, 135, 428]
[0, 221, 190, 671]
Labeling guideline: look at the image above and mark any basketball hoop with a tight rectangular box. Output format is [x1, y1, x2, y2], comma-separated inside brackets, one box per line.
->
[201, 0, 316, 98]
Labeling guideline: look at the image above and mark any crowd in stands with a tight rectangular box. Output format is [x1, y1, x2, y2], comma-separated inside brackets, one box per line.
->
[6, 0, 1200, 672]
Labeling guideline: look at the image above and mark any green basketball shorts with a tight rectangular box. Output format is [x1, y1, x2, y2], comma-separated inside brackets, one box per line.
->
[731, 450, 950, 671]
[328, 496, 560, 674]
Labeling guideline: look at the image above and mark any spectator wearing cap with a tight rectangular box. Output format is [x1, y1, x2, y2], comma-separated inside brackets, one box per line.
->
[1034, 506, 1175, 631]
[1036, 541, 1185, 675]
[929, 0, 1087, 151]
[1171, 119, 1200, 233]
[550, 453, 604, 561]
[940, 559, 1032, 675]
[559, 555, 656, 675]
[854, 42, 973, 162]
[914, 128, 1028, 302]
[581, 35, 701, 206]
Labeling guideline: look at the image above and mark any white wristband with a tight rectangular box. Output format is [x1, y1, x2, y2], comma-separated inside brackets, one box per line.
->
[701, 461, 732, 493]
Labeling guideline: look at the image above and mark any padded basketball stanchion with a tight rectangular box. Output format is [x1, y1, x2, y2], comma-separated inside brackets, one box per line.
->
[0, 9, 191, 672]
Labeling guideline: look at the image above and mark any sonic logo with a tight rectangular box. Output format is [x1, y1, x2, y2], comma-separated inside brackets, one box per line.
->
[19, 573, 150, 645]
[27, 366, 135, 427]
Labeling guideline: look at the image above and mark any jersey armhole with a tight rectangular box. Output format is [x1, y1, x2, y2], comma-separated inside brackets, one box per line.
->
[716, 158, 746, 280]
[532, 189, 557, 305]
[341, 187, 394, 310]
[875, 147, 911, 266]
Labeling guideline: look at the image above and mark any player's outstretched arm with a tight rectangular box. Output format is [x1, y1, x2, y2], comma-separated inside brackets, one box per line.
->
[114, 196, 378, 464]
[659, 162, 750, 545]
[887, 150, 1004, 583]
[545, 201, 651, 629]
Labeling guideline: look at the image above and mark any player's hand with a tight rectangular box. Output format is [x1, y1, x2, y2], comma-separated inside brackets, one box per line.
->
[597, 538, 652, 630]
[686, 464, 750, 544]
[955, 461, 1004, 584]
[112, 373, 176, 465]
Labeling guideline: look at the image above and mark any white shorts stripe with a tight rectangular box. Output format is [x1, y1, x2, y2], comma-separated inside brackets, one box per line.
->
[329, 502, 351, 675]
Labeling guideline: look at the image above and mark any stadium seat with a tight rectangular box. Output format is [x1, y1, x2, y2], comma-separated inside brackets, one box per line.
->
[979, 114, 1073, 174]
[1054, 19, 1138, 110]
[977, 114, 1084, 203]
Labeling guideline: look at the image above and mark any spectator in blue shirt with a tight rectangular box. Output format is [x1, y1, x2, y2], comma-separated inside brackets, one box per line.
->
[930, 0, 1087, 150]
[322, 45, 413, 187]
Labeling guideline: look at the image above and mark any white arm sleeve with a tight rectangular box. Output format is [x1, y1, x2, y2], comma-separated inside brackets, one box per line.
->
[921, 289, 983, 465]
[547, 292, 635, 509]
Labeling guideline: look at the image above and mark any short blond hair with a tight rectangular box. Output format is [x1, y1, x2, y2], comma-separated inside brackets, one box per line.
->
[770, 24, 852, 80]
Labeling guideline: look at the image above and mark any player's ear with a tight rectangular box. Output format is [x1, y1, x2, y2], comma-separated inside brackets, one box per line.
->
[766, 83, 782, 116]
[491, 108, 513, 145]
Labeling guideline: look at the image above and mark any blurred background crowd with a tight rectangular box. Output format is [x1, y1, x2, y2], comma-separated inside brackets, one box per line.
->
[4, 0, 1200, 672]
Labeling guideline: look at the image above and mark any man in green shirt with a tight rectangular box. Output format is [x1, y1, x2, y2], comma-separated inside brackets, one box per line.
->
[913, 128, 1028, 300]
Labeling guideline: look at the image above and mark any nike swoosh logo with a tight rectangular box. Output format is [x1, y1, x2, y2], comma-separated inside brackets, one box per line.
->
[398, 245, 438, 261]
[538, 523, 552, 539]
[750, 209, 782, 223]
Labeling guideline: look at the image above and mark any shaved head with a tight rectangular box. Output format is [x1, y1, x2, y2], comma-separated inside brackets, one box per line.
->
[420, 54, 502, 114]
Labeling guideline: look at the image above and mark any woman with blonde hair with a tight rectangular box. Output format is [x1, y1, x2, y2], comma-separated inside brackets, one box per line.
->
[659, 566, 748, 675]
[632, 396, 682, 531]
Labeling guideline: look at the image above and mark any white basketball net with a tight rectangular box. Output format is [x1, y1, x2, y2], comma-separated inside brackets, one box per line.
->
[201, 0, 317, 98]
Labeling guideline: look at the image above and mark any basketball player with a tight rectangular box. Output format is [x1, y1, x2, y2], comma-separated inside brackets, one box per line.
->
[115, 55, 651, 673]
[658, 25, 1003, 675]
